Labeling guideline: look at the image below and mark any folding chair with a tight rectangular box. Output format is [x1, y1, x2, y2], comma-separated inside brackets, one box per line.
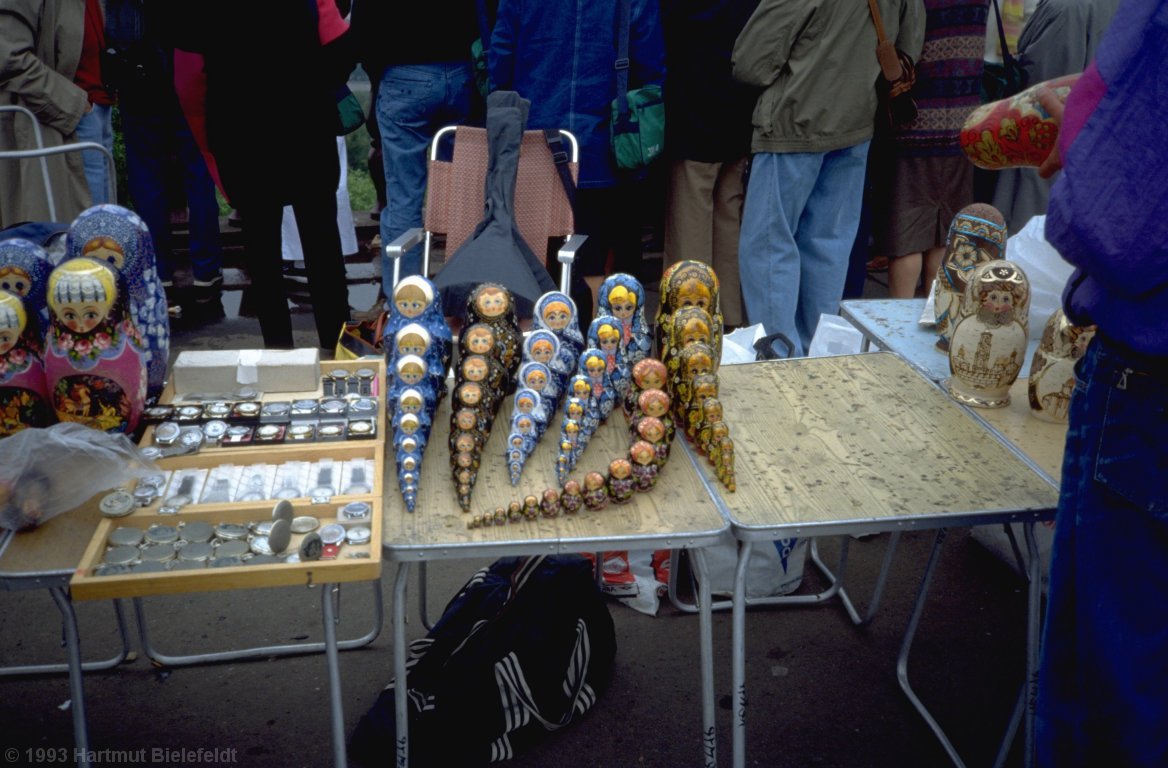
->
[385, 126, 586, 290]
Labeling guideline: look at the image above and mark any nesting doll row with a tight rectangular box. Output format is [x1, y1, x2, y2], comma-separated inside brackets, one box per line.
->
[505, 326, 570, 485]
[449, 283, 522, 511]
[383, 276, 452, 512]
[1, 204, 169, 437]
[656, 260, 735, 491]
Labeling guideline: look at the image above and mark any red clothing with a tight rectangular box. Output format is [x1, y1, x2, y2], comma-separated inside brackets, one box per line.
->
[74, 0, 114, 106]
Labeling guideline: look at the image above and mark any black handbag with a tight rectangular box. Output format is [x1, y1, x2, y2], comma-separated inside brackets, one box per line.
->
[867, 0, 918, 130]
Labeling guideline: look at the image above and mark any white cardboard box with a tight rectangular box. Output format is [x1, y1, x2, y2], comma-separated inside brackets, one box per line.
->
[172, 348, 320, 395]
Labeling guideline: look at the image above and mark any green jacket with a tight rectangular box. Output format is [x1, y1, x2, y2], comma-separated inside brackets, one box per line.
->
[732, 0, 925, 154]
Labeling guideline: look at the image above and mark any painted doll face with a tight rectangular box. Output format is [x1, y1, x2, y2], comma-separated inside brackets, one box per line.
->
[676, 279, 711, 312]
[630, 441, 654, 466]
[638, 418, 665, 443]
[394, 284, 428, 318]
[633, 359, 667, 390]
[457, 382, 483, 407]
[475, 286, 508, 318]
[694, 379, 718, 400]
[516, 394, 536, 414]
[567, 400, 584, 419]
[58, 298, 107, 333]
[400, 416, 418, 435]
[461, 356, 488, 382]
[598, 327, 620, 354]
[983, 287, 1015, 313]
[455, 408, 477, 431]
[584, 471, 605, 491]
[685, 351, 713, 378]
[516, 415, 534, 435]
[680, 316, 711, 347]
[564, 421, 579, 438]
[0, 266, 31, 297]
[563, 480, 581, 497]
[456, 452, 475, 469]
[398, 362, 425, 386]
[524, 369, 547, 391]
[572, 378, 591, 399]
[585, 357, 605, 381]
[530, 339, 554, 364]
[609, 459, 632, 480]
[702, 399, 724, 423]
[399, 394, 423, 415]
[397, 332, 428, 358]
[610, 296, 635, 320]
[82, 237, 126, 270]
[0, 327, 17, 354]
[455, 433, 476, 453]
[639, 390, 669, 418]
[541, 301, 571, 331]
[711, 422, 730, 442]
[464, 325, 495, 355]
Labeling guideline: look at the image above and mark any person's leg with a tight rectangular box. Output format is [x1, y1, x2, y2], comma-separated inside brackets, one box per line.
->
[711, 157, 748, 327]
[663, 159, 716, 268]
[292, 186, 351, 350]
[792, 140, 869, 353]
[74, 104, 114, 204]
[176, 107, 223, 288]
[119, 101, 174, 284]
[888, 251, 923, 298]
[238, 198, 294, 348]
[377, 62, 472, 288]
[1036, 339, 1168, 768]
[737, 151, 822, 356]
[921, 245, 945, 294]
[609, 180, 647, 283]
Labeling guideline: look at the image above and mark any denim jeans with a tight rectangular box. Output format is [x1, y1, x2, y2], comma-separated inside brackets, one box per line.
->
[119, 96, 222, 285]
[737, 142, 869, 356]
[377, 62, 473, 288]
[74, 103, 113, 205]
[1036, 337, 1168, 767]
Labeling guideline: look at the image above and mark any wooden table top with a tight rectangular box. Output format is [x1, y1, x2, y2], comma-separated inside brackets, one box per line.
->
[0, 494, 105, 579]
[687, 353, 1058, 540]
[381, 386, 728, 559]
[970, 377, 1068, 483]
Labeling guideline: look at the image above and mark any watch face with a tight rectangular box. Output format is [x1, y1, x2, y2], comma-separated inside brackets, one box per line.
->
[233, 401, 262, 418]
[319, 523, 346, 546]
[178, 542, 213, 562]
[154, 421, 181, 446]
[317, 423, 344, 440]
[181, 521, 214, 544]
[223, 425, 254, 444]
[99, 490, 135, 518]
[202, 420, 229, 440]
[340, 501, 372, 520]
[254, 424, 285, 443]
[347, 419, 374, 438]
[214, 523, 249, 541]
[287, 424, 315, 441]
[204, 402, 232, 419]
[140, 543, 176, 563]
[261, 402, 291, 419]
[291, 515, 319, 534]
[252, 520, 274, 536]
[145, 524, 179, 544]
[175, 405, 204, 421]
[108, 527, 144, 548]
[131, 485, 158, 507]
[291, 399, 318, 416]
[180, 428, 206, 449]
[345, 526, 372, 545]
[143, 405, 174, 422]
[355, 367, 375, 380]
[214, 540, 249, 558]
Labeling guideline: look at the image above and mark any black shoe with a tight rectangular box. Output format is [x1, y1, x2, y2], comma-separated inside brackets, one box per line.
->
[189, 277, 226, 325]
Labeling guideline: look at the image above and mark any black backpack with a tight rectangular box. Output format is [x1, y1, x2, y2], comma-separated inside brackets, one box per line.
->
[350, 554, 617, 766]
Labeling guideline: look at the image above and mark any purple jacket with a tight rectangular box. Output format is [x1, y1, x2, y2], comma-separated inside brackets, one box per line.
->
[1050, 0, 1168, 357]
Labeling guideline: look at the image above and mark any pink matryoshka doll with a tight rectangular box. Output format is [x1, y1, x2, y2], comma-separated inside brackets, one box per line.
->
[0, 290, 54, 436]
[44, 258, 147, 433]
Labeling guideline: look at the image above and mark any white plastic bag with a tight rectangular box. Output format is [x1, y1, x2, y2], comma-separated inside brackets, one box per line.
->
[1004, 216, 1075, 339]
[0, 423, 156, 530]
[698, 538, 809, 598]
[721, 324, 766, 365]
[807, 314, 865, 358]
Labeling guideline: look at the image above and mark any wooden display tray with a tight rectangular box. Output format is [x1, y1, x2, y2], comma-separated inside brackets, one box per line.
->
[69, 498, 380, 600]
[68, 358, 386, 600]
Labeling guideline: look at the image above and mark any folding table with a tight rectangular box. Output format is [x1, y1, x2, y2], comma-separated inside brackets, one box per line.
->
[381, 393, 729, 768]
[686, 353, 1059, 768]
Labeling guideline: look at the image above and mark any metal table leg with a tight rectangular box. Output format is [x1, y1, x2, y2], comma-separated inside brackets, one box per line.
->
[810, 532, 901, 626]
[1023, 522, 1041, 768]
[393, 562, 411, 768]
[0, 599, 132, 677]
[690, 547, 717, 768]
[134, 581, 383, 666]
[49, 586, 90, 768]
[321, 584, 347, 768]
[731, 539, 752, 768]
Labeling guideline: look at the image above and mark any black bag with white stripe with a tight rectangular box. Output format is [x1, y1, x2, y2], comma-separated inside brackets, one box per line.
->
[350, 554, 617, 766]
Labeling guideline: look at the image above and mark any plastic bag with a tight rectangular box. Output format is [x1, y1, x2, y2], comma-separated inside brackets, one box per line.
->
[0, 423, 156, 531]
[1003, 216, 1075, 339]
[807, 314, 865, 358]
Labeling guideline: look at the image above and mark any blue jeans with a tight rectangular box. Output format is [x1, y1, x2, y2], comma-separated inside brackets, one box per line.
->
[1036, 338, 1168, 767]
[119, 96, 222, 285]
[377, 62, 473, 288]
[74, 103, 113, 204]
[737, 142, 869, 356]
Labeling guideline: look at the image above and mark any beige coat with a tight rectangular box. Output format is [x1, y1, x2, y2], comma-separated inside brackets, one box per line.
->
[0, 0, 91, 228]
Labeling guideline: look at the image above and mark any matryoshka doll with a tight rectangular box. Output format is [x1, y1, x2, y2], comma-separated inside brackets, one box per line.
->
[505, 408, 539, 486]
[0, 291, 54, 436]
[715, 435, 737, 492]
[655, 260, 722, 358]
[673, 342, 715, 424]
[390, 354, 438, 416]
[394, 323, 447, 402]
[635, 416, 671, 467]
[1027, 309, 1095, 423]
[598, 273, 651, 365]
[629, 440, 659, 492]
[64, 204, 169, 402]
[698, 398, 726, 456]
[513, 387, 546, 436]
[588, 314, 628, 400]
[685, 373, 719, 443]
[557, 395, 586, 481]
[626, 357, 668, 420]
[560, 479, 583, 514]
[393, 388, 432, 447]
[582, 471, 609, 511]
[667, 306, 719, 373]
[384, 275, 453, 374]
[524, 329, 570, 399]
[396, 433, 423, 513]
[947, 260, 1030, 408]
[631, 388, 674, 445]
[540, 488, 561, 518]
[534, 291, 585, 371]
[606, 458, 635, 504]
[44, 258, 147, 433]
[579, 348, 615, 421]
[517, 361, 556, 426]
[466, 283, 522, 380]
[458, 353, 504, 414]
[0, 238, 54, 331]
[933, 204, 1007, 352]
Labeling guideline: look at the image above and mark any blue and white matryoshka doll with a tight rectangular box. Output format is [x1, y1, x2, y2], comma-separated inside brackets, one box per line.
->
[0, 238, 54, 332]
[579, 347, 615, 421]
[517, 360, 556, 421]
[598, 273, 651, 365]
[44, 258, 148, 433]
[393, 322, 447, 403]
[533, 291, 584, 372]
[64, 204, 169, 402]
[384, 275, 452, 378]
[588, 314, 629, 400]
[523, 329, 569, 399]
[0, 290, 54, 436]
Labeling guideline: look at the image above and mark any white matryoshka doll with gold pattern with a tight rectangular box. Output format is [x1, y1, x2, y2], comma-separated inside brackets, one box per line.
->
[0, 290, 54, 436]
[1027, 309, 1096, 422]
[44, 258, 148, 433]
[947, 260, 1030, 408]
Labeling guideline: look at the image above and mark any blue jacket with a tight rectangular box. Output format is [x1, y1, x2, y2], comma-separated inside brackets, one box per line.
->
[1052, 0, 1168, 357]
[489, 0, 665, 188]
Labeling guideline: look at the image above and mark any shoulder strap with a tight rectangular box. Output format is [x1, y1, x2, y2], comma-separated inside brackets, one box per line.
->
[543, 129, 576, 215]
[614, 0, 631, 117]
[989, 0, 1019, 72]
[866, 0, 905, 83]
[865, 0, 889, 45]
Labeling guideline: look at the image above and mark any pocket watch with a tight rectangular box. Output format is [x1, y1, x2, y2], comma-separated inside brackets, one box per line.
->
[204, 401, 233, 420]
[99, 490, 135, 518]
[319, 523, 346, 546]
[153, 421, 181, 446]
[291, 515, 319, 534]
[144, 524, 179, 545]
[345, 526, 372, 545]
[139, 543, 176, 563]
[202, 419, 229, 442]
[180, 521, 214, 544]
[339, 501, 371, 521]
[213, 540, 249, 558]
[214, 523, 249, 541]
[177, 541, 213, 562]
[108, 527, 144, 548]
